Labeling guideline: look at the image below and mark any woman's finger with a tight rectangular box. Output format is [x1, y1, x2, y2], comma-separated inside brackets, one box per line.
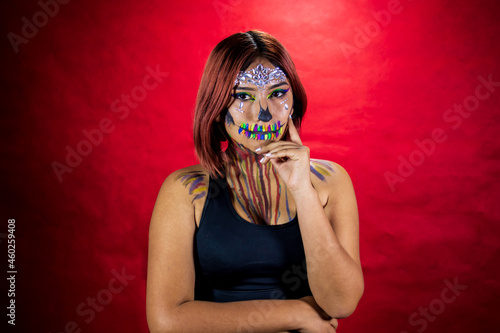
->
[330, 318, 339, 330]
[256, 140, 300, 154]
[287, 117, 302, 145]
[263, 144, 301, 155]
[260, 148, 305, 164]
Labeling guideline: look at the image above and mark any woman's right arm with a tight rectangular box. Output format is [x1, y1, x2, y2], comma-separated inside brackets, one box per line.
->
[146, 170, 336, 333]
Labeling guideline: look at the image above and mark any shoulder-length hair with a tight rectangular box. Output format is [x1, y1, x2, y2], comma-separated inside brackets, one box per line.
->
[193, 30, 307, 178]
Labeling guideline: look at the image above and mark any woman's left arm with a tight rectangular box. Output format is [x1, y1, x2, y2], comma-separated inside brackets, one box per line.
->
[258, 117, 364, 319]
[293, 162, 364, 319]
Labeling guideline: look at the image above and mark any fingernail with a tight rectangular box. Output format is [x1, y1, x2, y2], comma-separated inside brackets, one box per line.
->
[259, 157, 265, 163]
[289, 114, 292, 119]
[255, 147, 261, 152]
[265, 153, 272, 156]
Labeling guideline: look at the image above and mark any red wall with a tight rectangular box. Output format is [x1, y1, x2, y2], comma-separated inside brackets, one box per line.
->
[2, 0, 499, 332]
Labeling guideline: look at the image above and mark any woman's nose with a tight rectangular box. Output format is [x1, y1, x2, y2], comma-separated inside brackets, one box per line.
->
[257, 102, 272, 122]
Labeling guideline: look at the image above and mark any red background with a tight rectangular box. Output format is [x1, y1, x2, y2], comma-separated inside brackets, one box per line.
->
[2, 0, 499, 332]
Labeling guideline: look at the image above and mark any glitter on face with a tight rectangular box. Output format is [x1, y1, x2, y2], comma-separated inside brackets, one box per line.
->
[234, 64, 287, 91]
[236, 101, 244, 113]
[237, 121, 285, 140]
[279, 98, 289, 110]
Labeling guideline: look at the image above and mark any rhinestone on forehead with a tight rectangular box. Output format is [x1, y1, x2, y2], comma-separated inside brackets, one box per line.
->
[234, 64, 287, 90]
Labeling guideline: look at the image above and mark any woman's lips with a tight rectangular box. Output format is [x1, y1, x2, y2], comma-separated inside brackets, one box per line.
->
[238, 121, 283, 140]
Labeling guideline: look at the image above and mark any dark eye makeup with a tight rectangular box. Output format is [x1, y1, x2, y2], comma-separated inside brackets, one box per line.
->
[232, 87, 289, 101]
[232, 92, 255, 101]
[267, 88, 289, 99]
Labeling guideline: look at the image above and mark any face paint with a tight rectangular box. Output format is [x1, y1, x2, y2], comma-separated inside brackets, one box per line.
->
[310, 160, 336, 181]
[175, 171, 208, 203]
[234, 64, 287, 91]
[236, 101, 244, 113]
[258, 103, 272, 122]
[237, 121, 285, 140]
[226, 60, 293, 146]
[280, 98, 289, 111]
[225, 110, 235, 125]
[226, 143, 293, 225]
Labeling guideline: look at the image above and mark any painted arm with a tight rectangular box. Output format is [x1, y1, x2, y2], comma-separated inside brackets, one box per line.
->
[258, 118, 364, 318]
[146, 170, 337, 333]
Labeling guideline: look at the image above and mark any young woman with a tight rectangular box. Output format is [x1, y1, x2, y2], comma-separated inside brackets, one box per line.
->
[146, 30, 363, 333]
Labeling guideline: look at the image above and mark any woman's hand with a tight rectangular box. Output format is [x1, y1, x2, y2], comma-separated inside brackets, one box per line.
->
[299, 296, 331, 321]
[294, 296, 338, 333]
[257, 117, 312, 193]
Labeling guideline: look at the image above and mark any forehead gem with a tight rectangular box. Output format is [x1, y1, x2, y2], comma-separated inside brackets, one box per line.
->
[234, 64, 287, 90]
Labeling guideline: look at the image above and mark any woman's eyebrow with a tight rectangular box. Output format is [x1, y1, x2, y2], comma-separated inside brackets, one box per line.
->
[234, 82, 289, 91]
[234, 86, 257, 91]
[267, 82, 289, 90]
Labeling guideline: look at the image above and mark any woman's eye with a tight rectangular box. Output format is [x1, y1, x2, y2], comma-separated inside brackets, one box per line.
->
[233, 93, 254, 100]
[269, 89, 288, 98]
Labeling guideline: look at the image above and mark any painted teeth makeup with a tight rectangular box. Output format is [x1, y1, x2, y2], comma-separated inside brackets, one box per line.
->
[226, 63, 291, 143]
[234, 64, 287, 91]
[237, 120, 285, 140]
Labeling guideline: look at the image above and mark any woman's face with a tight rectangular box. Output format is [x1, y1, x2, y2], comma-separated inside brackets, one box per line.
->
[224, 58, 294, 152]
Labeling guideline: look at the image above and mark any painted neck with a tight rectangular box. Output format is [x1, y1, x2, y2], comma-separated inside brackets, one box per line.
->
[225, 141, 271, 175]
[224, 140, 286, 225]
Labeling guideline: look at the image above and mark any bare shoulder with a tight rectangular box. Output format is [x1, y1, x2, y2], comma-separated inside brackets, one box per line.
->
[310, 159, 359, 240]
[309, 159, 355, 198]
[161, 164, 210, 204]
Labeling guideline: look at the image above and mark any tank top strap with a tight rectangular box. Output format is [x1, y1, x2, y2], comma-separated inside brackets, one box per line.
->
[197, 174, 229, 230]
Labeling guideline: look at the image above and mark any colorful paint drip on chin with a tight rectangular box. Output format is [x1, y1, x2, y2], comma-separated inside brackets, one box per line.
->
[238, 121, 284, 140]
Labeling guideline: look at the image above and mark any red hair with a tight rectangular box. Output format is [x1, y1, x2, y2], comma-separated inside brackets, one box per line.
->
[193, 30, 307, 178]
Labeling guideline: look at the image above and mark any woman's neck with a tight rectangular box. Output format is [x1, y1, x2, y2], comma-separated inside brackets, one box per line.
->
[225, 141, 290, 225]
[225, 142, 271, 175]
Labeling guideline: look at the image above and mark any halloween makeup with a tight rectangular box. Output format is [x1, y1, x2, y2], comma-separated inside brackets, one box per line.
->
[234, 64, 287, 91]
[226, 143, 293, 225]
[280, 98, 289, 111]
[175, 171, 208, 203]
[310, 160, 336, 181]
[225, 110, 235, 125]
[238, 121, 285, 140]
[225, 61, 293, 146]
[236, 101, 244, 113]
[231, 88, 290, 115]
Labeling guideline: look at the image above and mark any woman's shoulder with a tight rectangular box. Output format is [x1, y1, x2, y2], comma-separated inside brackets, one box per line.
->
[161, 164, 211, 204]
[309, 158, 354, 195]
[310, 158, 345, 181]
[166, 164, 210, 182]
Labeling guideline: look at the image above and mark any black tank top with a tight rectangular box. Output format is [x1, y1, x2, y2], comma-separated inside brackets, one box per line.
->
[193, 175, 312, 302]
